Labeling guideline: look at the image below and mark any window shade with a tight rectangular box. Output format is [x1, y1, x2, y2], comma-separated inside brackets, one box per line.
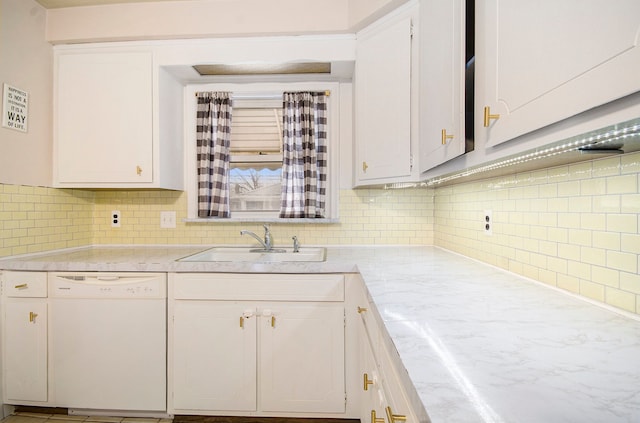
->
[230, 108, 283, 155]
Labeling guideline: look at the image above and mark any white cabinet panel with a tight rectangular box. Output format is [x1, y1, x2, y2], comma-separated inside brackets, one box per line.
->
[419, 0, 466, 171]
[172, 301, 257, 411]
[355, 276, 420, 423]
[354, 13, 413, 184]
[260, 303, 345, 413]
[3, 300, 48, 403]
[55, 51, 153, 185]
[169, 273, 346, 416]
[477, 0, 640, 146]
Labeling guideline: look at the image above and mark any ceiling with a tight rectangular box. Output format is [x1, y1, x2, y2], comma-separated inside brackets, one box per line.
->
[35, 0, 191, 8]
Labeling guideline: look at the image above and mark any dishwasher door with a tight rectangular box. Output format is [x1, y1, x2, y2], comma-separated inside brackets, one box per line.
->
[49, 273, 167, 412]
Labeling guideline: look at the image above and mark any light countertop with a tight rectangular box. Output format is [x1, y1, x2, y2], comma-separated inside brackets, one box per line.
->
[1, 245, 639, 422]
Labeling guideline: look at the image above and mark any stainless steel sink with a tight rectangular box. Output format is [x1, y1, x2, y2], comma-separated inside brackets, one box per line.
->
[178, 246, 327, 262]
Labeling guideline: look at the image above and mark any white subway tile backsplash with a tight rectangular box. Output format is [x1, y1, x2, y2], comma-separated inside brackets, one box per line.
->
[606, 213, 638, 233]
[607, 174, 637, 194]
[606, 250, 638, 273]
[436, 151, 640, 315]
[605, 287, 636, 313]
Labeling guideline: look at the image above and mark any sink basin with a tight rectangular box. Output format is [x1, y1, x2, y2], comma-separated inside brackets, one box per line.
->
[178, 247, 327, 263]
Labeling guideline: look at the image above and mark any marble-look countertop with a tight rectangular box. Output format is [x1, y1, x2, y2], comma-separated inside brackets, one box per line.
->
[1, 245, 639, 423]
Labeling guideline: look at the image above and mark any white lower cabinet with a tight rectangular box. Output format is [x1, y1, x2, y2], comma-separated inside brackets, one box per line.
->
[355, 276, 420, 423]
[172, 301, 257, 411]
[169, 273, 346, 416]
[1, 271, 48, 405]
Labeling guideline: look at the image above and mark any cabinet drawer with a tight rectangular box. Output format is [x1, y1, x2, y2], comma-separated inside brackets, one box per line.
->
[172, 273, 344, 301]
[2, 271, 47, 298]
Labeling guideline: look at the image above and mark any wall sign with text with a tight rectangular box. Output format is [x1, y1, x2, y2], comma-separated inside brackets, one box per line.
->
[2, 83, 29, 133]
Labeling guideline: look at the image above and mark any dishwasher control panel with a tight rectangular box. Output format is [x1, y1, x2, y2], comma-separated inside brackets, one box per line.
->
[49, 273, 166, 298]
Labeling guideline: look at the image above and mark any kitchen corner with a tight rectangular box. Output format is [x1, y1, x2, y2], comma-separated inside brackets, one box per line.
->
[1, 245, 639, 422]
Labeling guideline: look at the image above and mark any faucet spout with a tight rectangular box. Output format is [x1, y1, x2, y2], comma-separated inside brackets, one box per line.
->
[240, 224, 273, 251]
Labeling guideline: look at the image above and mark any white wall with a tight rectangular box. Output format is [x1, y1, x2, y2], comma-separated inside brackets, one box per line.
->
[46, 0, 350, 44]
[0, 0, 52, 186]
[44, 0, 411, 44]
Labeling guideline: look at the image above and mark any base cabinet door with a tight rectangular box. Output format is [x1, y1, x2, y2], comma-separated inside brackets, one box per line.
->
[169, 273, 347, 416]
[260, 303, 345, 413]
[359, 326, 386, 423]
[4, 300, 48, 403]
[2, 271, 48, 405]
[172, 301, 258, 411]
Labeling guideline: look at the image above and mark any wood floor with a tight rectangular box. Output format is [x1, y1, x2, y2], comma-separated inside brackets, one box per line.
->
[3, 408, 359, 423]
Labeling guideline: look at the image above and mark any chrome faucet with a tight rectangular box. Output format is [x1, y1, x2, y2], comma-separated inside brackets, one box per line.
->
[240, 224, 273, 251]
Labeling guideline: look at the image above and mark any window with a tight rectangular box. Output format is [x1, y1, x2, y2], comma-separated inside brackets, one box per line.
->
[229, 101, 283, 217]
[185, 82, 340, 221]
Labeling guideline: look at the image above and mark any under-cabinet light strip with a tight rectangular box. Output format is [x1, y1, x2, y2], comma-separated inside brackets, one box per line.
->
[423, 122, 640, 187]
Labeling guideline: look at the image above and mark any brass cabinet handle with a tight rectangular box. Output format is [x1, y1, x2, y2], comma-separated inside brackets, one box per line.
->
[363, 373, 374, 391]
[357, 306, 368, 314]
[136, 165, 142, 176]
[386, 406, 407, 423]
[240, 316, 244, 328]
[371, 410, 384, 423]
[362, 161, 369, 172]
[441, 129, 454, 145]
[15, 283, 28, 289]
[271, 315, 276, 328]
[483, 106, 500, 127]
[29, 312, 38, 323]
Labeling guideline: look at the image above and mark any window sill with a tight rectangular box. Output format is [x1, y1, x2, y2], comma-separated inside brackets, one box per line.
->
[183, 217, 340, 224]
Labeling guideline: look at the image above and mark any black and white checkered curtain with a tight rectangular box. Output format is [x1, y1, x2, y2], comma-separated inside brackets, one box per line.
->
[280, 92, 327, 218]
[196, 92, 232, 218]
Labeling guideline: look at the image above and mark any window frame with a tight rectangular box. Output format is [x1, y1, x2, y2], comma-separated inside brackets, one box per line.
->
[184, 82, 340, 222]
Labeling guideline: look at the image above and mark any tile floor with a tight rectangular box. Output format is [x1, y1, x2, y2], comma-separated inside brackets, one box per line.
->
[1, 413, 171, 423]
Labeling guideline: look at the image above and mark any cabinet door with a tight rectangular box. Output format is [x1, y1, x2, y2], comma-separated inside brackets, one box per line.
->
[379, 339, 418, 423]
[354, 14, 413, 184]
[359, 324, 386, 423]
[419, 0, 466, 172]
[477, 0, 640, 146]
[259, 303, 345, 413]
[56, 51, 153, 184]
[4, 300, 47, 403]
[172, 301, 257, 411]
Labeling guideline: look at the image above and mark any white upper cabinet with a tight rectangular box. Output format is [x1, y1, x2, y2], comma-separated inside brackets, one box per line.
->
[354, 4, 417, 186]
[418, 0, 466, 172]
[476, 0, 640, 147]
[54, 48, 184, 189]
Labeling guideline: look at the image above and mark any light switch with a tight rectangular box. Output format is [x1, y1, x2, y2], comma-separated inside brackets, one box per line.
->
[160, 211, 176, 228]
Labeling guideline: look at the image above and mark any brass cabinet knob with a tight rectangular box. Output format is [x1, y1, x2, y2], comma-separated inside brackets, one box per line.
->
[136, 165, 142, 176]
[29, 312, 38, 323]
[362, 161, 369, 172]
[357, 306, 368, 314]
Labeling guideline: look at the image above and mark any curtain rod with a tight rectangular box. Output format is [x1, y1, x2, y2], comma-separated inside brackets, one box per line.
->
[195, 91, 331, 98]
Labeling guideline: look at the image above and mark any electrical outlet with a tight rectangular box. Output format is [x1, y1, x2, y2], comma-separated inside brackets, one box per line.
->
[160, 211, 176, 228]
[484, 210, 492, 235]
[111, 210, 121, 228]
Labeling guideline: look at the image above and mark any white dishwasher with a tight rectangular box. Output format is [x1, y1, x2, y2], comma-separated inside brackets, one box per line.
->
[49, 272, 166, 413]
